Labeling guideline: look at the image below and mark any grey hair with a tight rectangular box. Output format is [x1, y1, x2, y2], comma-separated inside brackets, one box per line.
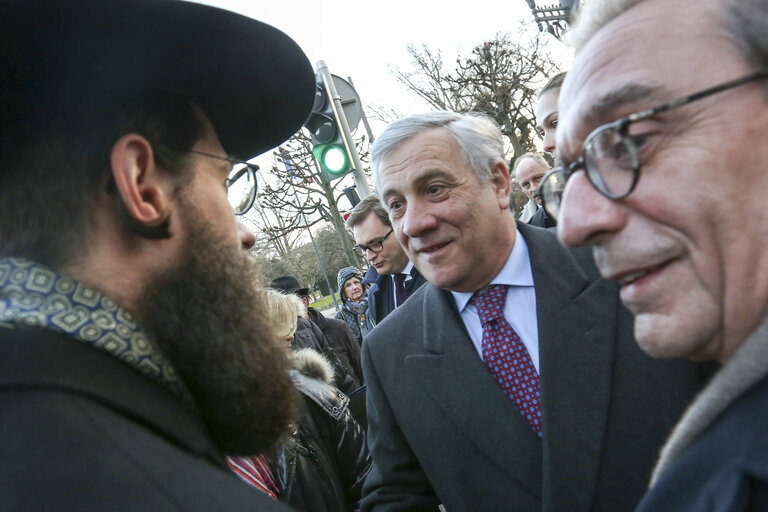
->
[570, 0, 768, 96]
[568, 0, 646, 52]
[722, 0, 768, 89]
[512, 152, 550, 176]
[371, 111, 506, 193]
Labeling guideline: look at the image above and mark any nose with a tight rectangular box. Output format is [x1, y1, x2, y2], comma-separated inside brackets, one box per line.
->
[557, 172, 627, 248]
[365, 247, 378, 262]
[543, 130, 556, 154]
[236, 220, 256, 250]
[401, 200, 438, 239]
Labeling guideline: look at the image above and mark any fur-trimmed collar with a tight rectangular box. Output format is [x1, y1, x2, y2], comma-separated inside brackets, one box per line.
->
[292, 348, 335, 385]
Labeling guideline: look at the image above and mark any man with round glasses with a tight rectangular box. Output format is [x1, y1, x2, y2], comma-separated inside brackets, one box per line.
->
[549, 0, 768, 509]
[346, 194, 427, 328]
[0, 0, 314, 509]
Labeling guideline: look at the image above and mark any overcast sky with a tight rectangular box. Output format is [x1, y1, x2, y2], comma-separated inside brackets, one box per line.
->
[197, 0, 573, 133]
[195, 1, 573, 213]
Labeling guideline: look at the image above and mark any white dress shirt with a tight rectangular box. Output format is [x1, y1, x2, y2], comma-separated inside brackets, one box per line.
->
[450, 229, 540, 373]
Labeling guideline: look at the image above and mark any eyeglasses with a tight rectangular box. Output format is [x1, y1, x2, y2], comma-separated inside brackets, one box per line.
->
[158, 146, 259, 216]
[353, 228, 393, 256]
[540, 70, 768, 220]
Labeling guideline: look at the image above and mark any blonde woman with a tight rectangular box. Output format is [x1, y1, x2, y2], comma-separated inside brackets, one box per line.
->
[230, 289, 371, 512]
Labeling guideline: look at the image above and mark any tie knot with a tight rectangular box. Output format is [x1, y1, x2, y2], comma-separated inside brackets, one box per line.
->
[394, 273, 407, 287]
[471, 284, 507, 325]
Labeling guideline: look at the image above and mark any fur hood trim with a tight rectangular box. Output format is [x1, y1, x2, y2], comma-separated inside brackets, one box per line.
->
[292, 348, 335, 385]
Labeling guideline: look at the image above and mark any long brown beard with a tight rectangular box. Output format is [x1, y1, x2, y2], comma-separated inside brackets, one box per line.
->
[138, 210, 297, 456]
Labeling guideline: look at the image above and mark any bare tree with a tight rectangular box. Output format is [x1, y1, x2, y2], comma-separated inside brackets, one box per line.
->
[390, 24, 561, 162]
[248, 129, 370, 267]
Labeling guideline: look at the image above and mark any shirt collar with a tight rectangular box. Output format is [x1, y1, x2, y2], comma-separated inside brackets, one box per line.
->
[400, 261, 414, 280]
[450, 227, 534, 313]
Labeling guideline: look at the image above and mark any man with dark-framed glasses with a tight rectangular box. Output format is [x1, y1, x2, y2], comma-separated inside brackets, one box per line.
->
[346, 194, 427, 329]
[0, 0, 315, 509]
[552, 0, 768, 509]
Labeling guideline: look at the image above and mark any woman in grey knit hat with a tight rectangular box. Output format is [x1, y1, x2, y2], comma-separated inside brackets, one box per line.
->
[335, 266, 370, 345]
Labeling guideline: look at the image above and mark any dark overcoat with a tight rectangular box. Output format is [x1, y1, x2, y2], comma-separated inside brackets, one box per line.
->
[0, 327, 290, 511]
[361, 223, 709, 512]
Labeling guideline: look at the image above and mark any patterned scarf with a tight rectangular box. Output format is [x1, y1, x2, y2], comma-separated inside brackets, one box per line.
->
[343, 293, 371, 339]
[0, 257, 192, 405]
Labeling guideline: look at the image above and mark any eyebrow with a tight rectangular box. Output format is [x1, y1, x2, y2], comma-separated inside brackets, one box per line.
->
[360, 231, 390, 246]
[560, 81, 673, 163]
[536, 112, 556, 130]
[577, 82, 672, 128]
[380, 169, 452, 204]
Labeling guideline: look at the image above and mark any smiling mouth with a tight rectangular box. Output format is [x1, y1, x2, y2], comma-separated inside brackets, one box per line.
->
[615, 261, 670, 286]
[418, 241, 450, 255]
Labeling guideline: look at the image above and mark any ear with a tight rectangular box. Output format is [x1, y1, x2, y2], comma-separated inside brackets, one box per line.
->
[109, 134, 172, 230]
[489, 161, 512, 210]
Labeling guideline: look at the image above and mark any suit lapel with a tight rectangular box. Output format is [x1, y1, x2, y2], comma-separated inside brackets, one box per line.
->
[403, 268, 423, 297]
[520, 224, 616, 512]
[405, 284, 543, 499]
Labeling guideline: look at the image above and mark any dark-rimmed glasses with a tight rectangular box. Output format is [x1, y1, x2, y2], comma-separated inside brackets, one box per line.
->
[353, 229, 394, 257]
[159, 147, 259, 216]
[540, 70, 768, 220]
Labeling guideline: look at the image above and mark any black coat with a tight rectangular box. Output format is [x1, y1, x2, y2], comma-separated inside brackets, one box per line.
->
[274, 348, 371, 512]
[0, 327, 290, 511]
[308, 307, 364, 385]
[529, 204, 557, 228]
[362, 266, 427, 327]
[293, 316, 360, 393]
[636, 366, 768, 511]
[361, 223, 710, 512]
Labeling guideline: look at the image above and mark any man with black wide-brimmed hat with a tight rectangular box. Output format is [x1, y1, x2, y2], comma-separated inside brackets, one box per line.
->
[0, 0, 314, 509]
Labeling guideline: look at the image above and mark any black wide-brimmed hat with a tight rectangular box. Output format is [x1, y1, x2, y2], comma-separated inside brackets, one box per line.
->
[1, 0, 315, 160]
[270, 276, 310, 297]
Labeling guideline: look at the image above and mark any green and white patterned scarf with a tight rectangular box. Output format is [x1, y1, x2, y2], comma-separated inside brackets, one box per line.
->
[0, 257, 191, 404]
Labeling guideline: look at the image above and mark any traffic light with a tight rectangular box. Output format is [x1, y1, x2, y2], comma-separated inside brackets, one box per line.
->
[305, 75, 352, 181]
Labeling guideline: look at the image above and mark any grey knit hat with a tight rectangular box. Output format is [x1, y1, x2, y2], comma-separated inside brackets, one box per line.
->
[337, 266, 364, 301]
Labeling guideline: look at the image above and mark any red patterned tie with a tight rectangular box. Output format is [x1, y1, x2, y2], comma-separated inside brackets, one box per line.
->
[472, 284, 543, 436]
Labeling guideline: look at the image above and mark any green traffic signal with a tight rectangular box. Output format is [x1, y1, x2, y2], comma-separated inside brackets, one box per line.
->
[313, 143, 350, 179]
[305, 74, 353, 181]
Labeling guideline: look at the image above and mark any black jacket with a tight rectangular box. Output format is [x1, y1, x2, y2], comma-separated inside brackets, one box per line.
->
[362, 266, 427, 327]
[0, 327, 290, 511]
[293, 316, 359, 393]
[274, 348, 371, 512]
[308, 307, 364, 385]
[529, 204, 557, 228]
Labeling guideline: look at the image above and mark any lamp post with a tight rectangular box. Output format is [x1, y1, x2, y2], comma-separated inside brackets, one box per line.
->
[524, 0, 580, 41]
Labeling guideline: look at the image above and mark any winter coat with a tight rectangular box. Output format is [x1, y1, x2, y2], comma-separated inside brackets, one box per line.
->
[292, 316, 359, 394]
[308, 307, 364, 385]
[0, 327, 289, 511]
[273, 348, 371, 512]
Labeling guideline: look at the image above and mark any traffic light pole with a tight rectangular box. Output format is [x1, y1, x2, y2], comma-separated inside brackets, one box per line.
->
[316, 61, 372, 198]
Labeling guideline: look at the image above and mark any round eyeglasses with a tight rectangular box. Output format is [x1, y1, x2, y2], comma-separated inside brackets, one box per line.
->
[158, 147, 259, 216]
[540, 70, 768, 221]
[224, 164, 258, 216]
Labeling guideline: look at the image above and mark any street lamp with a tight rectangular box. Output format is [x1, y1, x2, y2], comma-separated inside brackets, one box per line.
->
[524, 0, 581, 41]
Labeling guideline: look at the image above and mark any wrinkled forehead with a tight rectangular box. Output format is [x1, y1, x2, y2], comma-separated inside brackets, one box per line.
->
[557, 0, 736, 162]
